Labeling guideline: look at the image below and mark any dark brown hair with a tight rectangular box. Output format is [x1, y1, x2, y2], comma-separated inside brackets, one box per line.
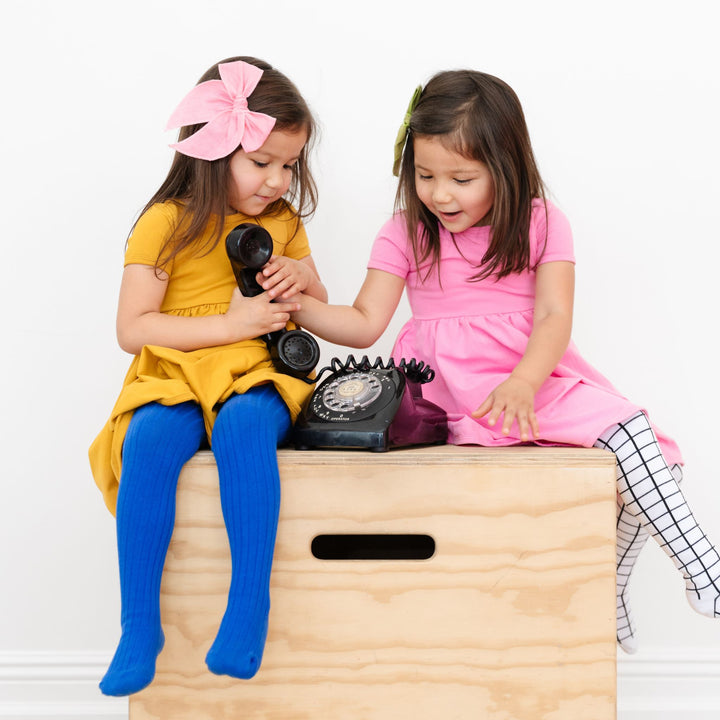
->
[133, 56, 318, 269]
[395, 70, 546, 281]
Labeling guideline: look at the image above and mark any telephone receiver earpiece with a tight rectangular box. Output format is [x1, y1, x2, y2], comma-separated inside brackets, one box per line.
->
[225, 223, 320, 381]
[226, 223, 273, 297]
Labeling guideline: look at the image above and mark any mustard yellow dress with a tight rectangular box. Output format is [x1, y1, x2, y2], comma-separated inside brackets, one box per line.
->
[89, 202, 315, 515]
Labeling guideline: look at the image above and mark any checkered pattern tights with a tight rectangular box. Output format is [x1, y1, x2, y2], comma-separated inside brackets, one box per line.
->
[594, 411, 720, 653]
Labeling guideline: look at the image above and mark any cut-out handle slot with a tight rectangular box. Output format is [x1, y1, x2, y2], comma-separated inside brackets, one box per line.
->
[311, 534, 435, 560]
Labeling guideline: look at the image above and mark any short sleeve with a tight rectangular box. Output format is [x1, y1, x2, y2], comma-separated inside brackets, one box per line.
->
[531, 200, 575, 266]
[279, 218, 311, 261]
[124, 203, 177, 267]
[367, 215, 412, 279]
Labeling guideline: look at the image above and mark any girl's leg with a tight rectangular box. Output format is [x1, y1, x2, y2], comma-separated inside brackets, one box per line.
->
[99, 401, 205, 697]
[609, 463, 683, 654]
[613, 497, 649, 653]
[595, 412, 720, 629]
[205, 385, 291, 679]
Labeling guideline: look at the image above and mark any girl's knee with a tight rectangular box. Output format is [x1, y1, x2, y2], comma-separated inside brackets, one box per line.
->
[125, 401, 204, 449]
[213, 385, 291, 440]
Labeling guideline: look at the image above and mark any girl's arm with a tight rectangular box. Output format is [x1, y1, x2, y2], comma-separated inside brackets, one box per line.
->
[116, 263, 300, 355]
[291, 269, 406, 348]
[473, 260, 575, 440]
[259, 255, 328, 303]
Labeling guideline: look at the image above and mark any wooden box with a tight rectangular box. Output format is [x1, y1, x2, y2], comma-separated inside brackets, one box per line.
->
[130, 445, 617, 720]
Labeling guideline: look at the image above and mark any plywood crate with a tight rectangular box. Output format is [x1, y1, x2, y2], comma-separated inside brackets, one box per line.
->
[131, 445, 617, 720]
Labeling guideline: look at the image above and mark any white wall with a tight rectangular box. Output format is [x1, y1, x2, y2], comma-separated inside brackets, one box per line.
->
[1, 0, 719, 717]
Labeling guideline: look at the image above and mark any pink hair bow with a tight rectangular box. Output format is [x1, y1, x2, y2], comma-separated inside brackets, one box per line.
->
[166, 60, 277, 161]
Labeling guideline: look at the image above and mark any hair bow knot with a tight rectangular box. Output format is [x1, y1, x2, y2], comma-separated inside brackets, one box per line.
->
[166, 60, 277, 161]
[392, 85, 422, 176]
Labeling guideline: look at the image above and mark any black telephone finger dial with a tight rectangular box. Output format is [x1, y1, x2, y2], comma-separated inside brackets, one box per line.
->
[312, 368, 399, 421]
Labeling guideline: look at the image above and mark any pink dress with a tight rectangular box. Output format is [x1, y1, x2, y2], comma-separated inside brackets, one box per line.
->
[367, 200, 682, 465]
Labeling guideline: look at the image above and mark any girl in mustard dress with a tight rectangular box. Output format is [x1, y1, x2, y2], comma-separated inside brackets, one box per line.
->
[89, 56, 327, 696]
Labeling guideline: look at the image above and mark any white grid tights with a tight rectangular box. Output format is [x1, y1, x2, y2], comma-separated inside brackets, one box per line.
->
[594, 412, 720, 653]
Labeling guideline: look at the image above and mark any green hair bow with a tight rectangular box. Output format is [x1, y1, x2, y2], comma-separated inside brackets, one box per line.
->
[392, 85, 423, 177]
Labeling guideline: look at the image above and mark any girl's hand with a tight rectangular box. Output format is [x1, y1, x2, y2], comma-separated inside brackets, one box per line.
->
[258, 256, 316, 300]
[224, 287, 300, 341]
[472, 375, 539, 441]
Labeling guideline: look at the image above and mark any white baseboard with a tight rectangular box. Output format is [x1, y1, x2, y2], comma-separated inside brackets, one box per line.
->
[0, 652, 126, 720]
[618, 649, 720, 719]
[1, 649, 719, 719]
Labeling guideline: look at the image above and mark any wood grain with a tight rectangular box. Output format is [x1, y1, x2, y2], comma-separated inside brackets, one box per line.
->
[131, 446, 617, 720]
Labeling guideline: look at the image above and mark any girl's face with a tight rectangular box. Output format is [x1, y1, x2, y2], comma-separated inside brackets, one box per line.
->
[413, 136, 495, 232]
[227, 128, 307, 216]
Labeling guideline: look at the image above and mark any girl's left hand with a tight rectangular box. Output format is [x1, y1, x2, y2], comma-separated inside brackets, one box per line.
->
[258, 256, 315, 300]
[472, 376, 539, 441]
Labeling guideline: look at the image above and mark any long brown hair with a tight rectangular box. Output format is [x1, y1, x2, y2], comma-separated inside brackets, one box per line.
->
[133, 56, 318, 269]
[395, 70, 546, 281]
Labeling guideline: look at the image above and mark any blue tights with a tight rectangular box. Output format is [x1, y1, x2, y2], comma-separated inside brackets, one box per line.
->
[99, 385, 291, 696]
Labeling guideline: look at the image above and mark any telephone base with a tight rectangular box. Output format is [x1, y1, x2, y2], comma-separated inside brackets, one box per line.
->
[291, 416, 448, 452]
[291, 424, 392, 452]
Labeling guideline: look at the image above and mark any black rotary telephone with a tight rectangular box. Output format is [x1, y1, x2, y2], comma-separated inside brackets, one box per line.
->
[226, 223, 321, 379]
[291, 355, 448, 451]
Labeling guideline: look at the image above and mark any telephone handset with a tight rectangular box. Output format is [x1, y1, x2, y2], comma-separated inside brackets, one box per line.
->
[292, 355, 448, 451]
[226, 223, 320, 379]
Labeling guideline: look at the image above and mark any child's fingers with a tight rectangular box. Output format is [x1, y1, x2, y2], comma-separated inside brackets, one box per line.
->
[269, 285, 294, 300]
[501, 407, 516, 435]
[511, 408, 539, 441]
[529, 411, 539, 439]
[266, 271, 305, 299]
[473, 383, 538, 440]
[280, 283, 302, 299]
[472, 394, 494, 418]
[271, 301, 301, 314]
[261, 263, 290, 288]
[516, 412, 533, 441]
[487, 402, 505, 428]
[261, 256, 281, 275]
[267, 277, 296, 299]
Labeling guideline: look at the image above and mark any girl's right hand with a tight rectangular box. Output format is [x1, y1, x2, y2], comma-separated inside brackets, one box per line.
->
[472, 375, 539, 441]
[224, 287, 301, 342]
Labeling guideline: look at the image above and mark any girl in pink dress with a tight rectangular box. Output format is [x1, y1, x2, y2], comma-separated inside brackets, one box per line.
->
[286, 70, 720, 653]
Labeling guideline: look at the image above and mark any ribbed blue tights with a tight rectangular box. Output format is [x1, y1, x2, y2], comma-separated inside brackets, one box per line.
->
[99, 385, 290, 696]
